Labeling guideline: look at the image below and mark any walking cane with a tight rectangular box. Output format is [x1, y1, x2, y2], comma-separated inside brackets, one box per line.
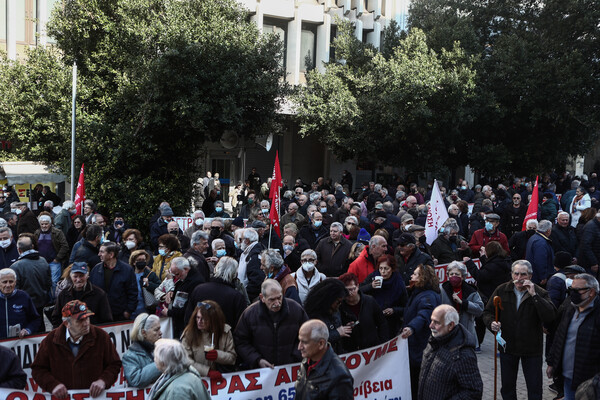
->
[493, 296, 503, 400]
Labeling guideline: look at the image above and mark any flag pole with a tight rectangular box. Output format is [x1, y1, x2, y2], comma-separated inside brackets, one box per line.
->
[70, 62, 77, 198]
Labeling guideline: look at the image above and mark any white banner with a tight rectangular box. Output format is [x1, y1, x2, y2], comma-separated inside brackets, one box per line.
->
[425, 180, 449, 245]
[0, 333, 410, 400]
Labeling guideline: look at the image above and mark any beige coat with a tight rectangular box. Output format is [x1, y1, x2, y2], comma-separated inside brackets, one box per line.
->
[181, 324, 236, 376]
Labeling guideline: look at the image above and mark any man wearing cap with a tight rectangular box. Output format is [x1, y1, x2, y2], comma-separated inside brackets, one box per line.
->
[150, 205, 174, 251]
[32, 300, 121, 398]
[51, 262, 112, 328]
[468, 213, 509, 255]
[410, 224, 432, 255]
[395, 233, 435, 285]
[526, 220, 555, 286]
[253, 220, 284, 254]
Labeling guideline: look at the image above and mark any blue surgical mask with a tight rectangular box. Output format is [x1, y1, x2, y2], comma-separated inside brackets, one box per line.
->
[314, 220, 322, 228]
[267, 272, 274, 278]
[216, 249, 227, 258]
[320, 207, 327, 213]
[158, 249, 167, 256]
[215, 207, 223, 213]
[461, 186, 467, 190]
[262, 208, 269, 215]
[485, 221, 494, 231]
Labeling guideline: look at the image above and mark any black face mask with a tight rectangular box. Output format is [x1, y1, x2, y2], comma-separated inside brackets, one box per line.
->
[169, 230, 178, 236]
[135, 261, 146, 269]
[210, 227, 221, 238]
[419, 235, 426, 244]
[449, 236, 458, 244]
[570, 289, 588, 306]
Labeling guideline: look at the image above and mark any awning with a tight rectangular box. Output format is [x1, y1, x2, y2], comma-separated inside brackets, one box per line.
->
[0, 162, 67, 185]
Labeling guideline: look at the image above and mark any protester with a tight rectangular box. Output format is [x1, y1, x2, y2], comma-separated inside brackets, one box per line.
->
[152, 234, 182, 281]
[348, 235, 387, 284]
[315, 222, 352, 277]
[260, 248, 300, 304]
[291, 249, 327, 304]
[129, 249, 160, 317]
[0, 268, 40, 338]
[122, 313, 162, 388]
[0, 345, 27, 389]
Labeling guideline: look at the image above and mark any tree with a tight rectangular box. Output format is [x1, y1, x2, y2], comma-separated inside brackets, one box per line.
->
[0, 0, 286, 232]
[294, 21, 477, 174]
[410, 0, 600, 175]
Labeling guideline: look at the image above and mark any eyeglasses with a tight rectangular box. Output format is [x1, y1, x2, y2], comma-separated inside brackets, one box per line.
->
[513, 197, 520, 200]
[346, 222, 357, 226]
[301, 258, 316, 263]
[197, 302, 212, 310]
[569, 287, 590, 294]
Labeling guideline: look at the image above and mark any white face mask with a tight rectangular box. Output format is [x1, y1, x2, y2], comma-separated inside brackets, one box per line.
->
[14, 209, 22, 215]
[194, 218, 204, 227]
[302, 262, 315, 272]
[124, 241, 136, 250]
[0, 239, 11, 249]
[565, 278, 573, 288]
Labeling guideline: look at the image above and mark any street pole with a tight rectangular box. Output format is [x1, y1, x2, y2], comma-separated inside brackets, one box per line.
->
[70, 62, 77, 199]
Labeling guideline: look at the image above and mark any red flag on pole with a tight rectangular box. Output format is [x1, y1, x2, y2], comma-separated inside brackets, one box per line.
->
[522, 176, 539, 230]
[74, 164, 85, 215]
[269, 151, 282, 236]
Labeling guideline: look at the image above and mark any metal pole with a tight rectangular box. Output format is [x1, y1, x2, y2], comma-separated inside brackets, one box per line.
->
[70, 62, 77, 199]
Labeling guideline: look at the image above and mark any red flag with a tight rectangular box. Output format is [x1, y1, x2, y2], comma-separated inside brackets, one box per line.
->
[522, 176, 539, 230]
[268, 151, 282, 236]
[74, 164, 85, 215]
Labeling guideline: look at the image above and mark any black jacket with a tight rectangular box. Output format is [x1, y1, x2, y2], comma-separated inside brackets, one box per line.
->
[294, 345, 354, 400]
[551, 225, 578, 258]
[183, 248, 211, 283]
[419, 324, 483, 400]
[168, 266, 204, 338]
[51, 282, 113, 328]
[430, 235, 471, 264]
[0, 345, 26, 389]
[501, 204, 527, 239]
[73, 240, 101, 270]
[298, 224, 329, 250]
[465, 256, 512, 302]
[578, 218, 600, 272]
[395, 247, 434, 285]
[339, 293, 389, 352]
[315, 236, 353, 277]
[508, 229, 535, 261]
[11, 251, 52, 309]
[89, 260, 138, 320]
[242, 242, 265, 301]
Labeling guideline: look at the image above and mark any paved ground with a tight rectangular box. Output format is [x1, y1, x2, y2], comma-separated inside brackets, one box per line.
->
[477, 333, 558, 400]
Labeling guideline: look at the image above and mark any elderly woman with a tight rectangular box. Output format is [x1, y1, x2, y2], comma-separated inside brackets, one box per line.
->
[570, 186, 592, 228]
[119, 229, 152, 265]
[206, 238, 226, 271]
[181, 301, 236, 379]
[148, 339, 211, 400]
[343, 216, 360, 241]
[400, 264, 441, 400]
[260, 249, 301, 304]
[130, 250, 160, 316]
[122, 313, 163, 388]
[0, 268, 40, 338]
[291, 249, 326, 304]
[152, 234, 182, 281]
[209, 200, 230, 218]
[440, 261, 484, 342]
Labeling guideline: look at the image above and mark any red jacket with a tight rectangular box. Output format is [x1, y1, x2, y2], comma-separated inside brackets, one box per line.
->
[31, 323, 121, 392]
[469, 228, 510, 254]
[348, 247, 376, 284]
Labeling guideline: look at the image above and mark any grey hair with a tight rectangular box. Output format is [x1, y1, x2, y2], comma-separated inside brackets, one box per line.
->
[131, 313, 160, 342]
[512, 259, 533, 275]
[374, 184, 382, 192]
[38, 215, 52, 223]
[261, 249, 284, 270]
[283, 190, 293, 200]
[0, 226, 12, 237]
[538, 220, 552, 233]
[0, 219, 7, 228]
[557, 211, 570, 219]
[571, 180, 581, 190]
[344, 216, 358, 225]
[260, 200, 270, 208]
[301, 249, 317, 260]
[154, 339, 192, 375]
[261, 279, 283, 296]
[211, 217, 224, 227]
[242, 228, 259, 243]
[191, 229, 209, 245]
[62, 200, 75, 210]
[330, 222, 343, 232]
[193, 210, 205, 218]
[574, 273, 600, 292]
[447, 261, 468, 278]
[526, 219, 539, 229]
[369, 235, 386, 247]
[0, 268, 16, 280]
[170, 257, 190, 271]
[307, 320, 329, 342]
[214, 200, 224, 207]
[288, 203, 299, 210]
[342, 197, 352, 204]
[44, 200, 54, 208]
[439, 305, 460, 326]
[214, 257, 238, 283]
[382, 202, 394, 213]
[211, 238, 225, 251]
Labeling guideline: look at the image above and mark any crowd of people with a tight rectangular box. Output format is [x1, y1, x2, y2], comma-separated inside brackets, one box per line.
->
[1, 168, 600, 399]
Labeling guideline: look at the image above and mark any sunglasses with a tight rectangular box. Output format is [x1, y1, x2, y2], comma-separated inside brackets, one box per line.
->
[197, 302, 212, 310]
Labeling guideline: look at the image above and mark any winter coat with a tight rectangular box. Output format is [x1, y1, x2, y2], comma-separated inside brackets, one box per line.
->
[51, 282, 113, 328]
[395, 247, 434, 285]
[234, 297, 308, 368]
[465, 256, 511, 302]
[16, 208, 39, 235]
[149, 218, 169, 251]
[360, 270, 407, 336]
[31, 323, 121, 391]
[183, 248, 210, 283]
[89, 260, 139, 319]
[546, 271, 569, 308]
[540, 198, 559, 222]
[0, 240, 19, 269]
[148, 367, 210, 400]
[122, 341, 161, 388]
[11, 251, 52, 309]
[240, 241, 265, 301]
[578, 218, 600, 272]
[72, 240, 101, 270]
[403, 286, 441, 365]
[294, 345, 354, 400]
[181, 324, 236, 376]
[469, 228, 510, 255]
[0, 345, 26, 389]
[0, 289, 40, 338]
[575, 374, 600, 400]
[550, 225, 578, 257]
[185, 277, 247, 330]
[168, 266, 204, 338]
[315, 236, 353, 277]
[151, 251, 182, 282]
[34, 227, 70, 264]
[273, 265, 301, 304]
[482, 281, 555, 356]
[548, 297, 600, 390]
[526, 231, 555, 284]
[298, 224, 329, 250]
[418, 323, 483, 400]
[440, 281, 484, 341]
[508, 229, 535, 261]
[501, 204, 527, 239]
[54, 209, 72, 237]
[292, 267, 327, 304]
[339, 292, 389, 351]
[430, 235, 471, 264]
[570, 193, 591, 227]
[348, 246, 377, 284]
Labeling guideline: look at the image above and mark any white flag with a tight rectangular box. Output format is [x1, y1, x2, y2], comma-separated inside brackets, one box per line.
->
[425, 180, 449, 245]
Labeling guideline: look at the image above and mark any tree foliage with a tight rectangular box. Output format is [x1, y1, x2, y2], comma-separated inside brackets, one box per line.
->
[294, 21, 477, 174]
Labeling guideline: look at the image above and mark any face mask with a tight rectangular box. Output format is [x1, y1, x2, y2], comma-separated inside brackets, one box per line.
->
[565, 278, 573, 288]
[267, 272, 274, 279]
[241, 241, 248, 251]
[485, 222, 494, 231]
[449, 276, 462, 288]
[69, 209, 77, 215]
[449, 236, 458, 244]
[215, 207, 223, 213]
[0, 239, 10, 249]
[14, 209, 22, 215]
[124, 241, 136, 250]
[234, 241, 239, 249]
[302, 262, 315, 272]
[216, 249, 227, 258]
[210, 227, 221, 238]
[135, 261, 146, 269]
[115, 221, 124, 228]
[405, 224, 412, 231]
[158, 249, 167, 256]
[461, 186, 467, 190]
[283, 244, 294, 253]
[216, 191, 221, 195]
[169, 230, 178, 235]
[570, 289, 588, 306]
[313, 221, 322, 228]
[100, 235, 105, 244]
[248, 198, 254, 204]
[195, 218, 204, 227]
[10, 209, 16, 214]
[262, 208, 269, 215]
[418, 235, 426, 244]
[320, 207, 327, 213]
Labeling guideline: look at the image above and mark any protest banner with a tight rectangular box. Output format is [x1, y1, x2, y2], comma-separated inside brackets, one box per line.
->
[435, 258, 481, 284]
[0, 333, 410, 400]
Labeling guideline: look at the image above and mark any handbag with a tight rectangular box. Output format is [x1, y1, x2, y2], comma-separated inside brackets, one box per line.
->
[143, 286, 158, 308]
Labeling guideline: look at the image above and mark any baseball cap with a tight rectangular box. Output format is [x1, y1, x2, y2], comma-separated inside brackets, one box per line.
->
[70, 262, 89, 275]
[62, 300, 95, 320]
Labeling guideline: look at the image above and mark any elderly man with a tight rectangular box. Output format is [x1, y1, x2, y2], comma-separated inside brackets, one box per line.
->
[298, 211, 329, 249]
[183, 230, 211, 282]
[315, 222, 352, 277]
[238, 228, 265, 301]
[184, 210, 205, 239]
[161, 256, 204, 338]
[578, 211, 600, 275]
[253, 220, 284, 254]
[295, 319, 354, 399]
[234, 280, 308, 370]
[0, 345, 26, 389]
[281, 202, 305, 228]
[89, 241, 138, 322]
[548, 273, 600, 399]
[11, 235, 51, 319]
[469, 213, 509, 254]
[526, 220, 555, 285]
[282, 226, 310, 273]
[166, 220, 189, 253]
[207, 217, 235, 257]
[348, 235, 388, 283]
[0, 268, 40, 338]
[260, 249, 300, 304]
[150, 205, 174, 251]
[51, 262, 112, 328]
[15, 202, 39, 235]
[209, 200, 230, 218]
[333, 197, 353, 224]
[395, 233, 434, 285]
[419, 305, 482, 400]
[54, 201, 76, 237]
[483, 260, 556, 400]
[34, 213, 69, 296]
[32, 300, 121, 398]
[430, 222, 471, 264]
[72, 224, 103, 269]
[501, 192, 527, 239]
[551, 212, 578, 259]
[0, 227, 18, 269]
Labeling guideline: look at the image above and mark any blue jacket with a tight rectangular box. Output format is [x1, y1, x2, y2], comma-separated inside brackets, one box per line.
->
[526, 232, 555, 284]
[122, 341, 161, 388]
[89, 260, 138, 318]
[0, 289, 40, 338]
[0, 241, 19, 269]
[403, 287, 441, 366]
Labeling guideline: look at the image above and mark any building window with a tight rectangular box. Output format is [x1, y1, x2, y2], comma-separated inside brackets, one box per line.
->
[300, 23, 317, 73]
[263, 17, 287, 70]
